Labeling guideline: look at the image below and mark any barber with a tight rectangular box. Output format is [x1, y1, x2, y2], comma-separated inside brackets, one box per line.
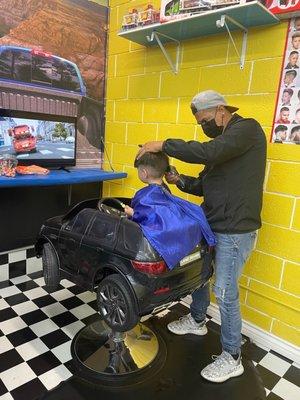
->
[137, 90, 267, 383]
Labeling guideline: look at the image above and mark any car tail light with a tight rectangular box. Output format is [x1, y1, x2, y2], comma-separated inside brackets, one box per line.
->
[154, 287, 170, 295]
[131, 260, 167, 275]
[31, 49, 52, 57]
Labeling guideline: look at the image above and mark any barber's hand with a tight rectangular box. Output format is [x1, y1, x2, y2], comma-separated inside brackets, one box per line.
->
[124, 205, 134, 217]
[136, 141, 164, 159]
[165, 169, 180, 185]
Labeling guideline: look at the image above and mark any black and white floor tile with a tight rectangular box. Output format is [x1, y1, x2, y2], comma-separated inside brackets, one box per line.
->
[0, 248, 41, 282]
[0, 271, 299, 400]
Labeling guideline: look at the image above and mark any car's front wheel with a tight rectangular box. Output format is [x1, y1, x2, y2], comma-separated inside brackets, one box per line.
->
[42, 243, 60, 291]
[97, 274, 139, 332]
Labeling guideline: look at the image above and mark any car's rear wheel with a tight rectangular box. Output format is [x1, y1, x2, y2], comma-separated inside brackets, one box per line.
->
[42, 243, 60, 291]
[97, 274, 139, 332]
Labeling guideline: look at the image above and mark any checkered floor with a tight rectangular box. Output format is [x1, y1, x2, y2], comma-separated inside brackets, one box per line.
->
[0, 271, 299, 400]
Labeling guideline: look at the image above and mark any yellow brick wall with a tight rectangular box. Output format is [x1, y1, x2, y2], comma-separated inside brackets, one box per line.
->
[105, 0, 300, 347]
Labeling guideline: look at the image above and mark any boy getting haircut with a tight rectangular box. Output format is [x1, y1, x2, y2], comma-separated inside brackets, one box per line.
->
[129, 151, 216, 270]
[134, 151, 169, 178]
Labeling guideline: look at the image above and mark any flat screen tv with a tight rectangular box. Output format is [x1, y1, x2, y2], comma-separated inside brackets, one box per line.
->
[0, 109, 76, 167]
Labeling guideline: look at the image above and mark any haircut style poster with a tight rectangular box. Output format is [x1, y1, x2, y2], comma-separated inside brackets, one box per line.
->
[271, 17, 300, 144]
[0, 0, 108, 166]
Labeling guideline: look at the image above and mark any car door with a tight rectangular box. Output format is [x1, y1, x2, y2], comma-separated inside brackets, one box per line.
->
[78, 212, 120, 284]
[58, 209, 95, 274]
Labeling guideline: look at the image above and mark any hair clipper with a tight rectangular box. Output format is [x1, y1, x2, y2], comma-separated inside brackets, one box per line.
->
[166, 165, 185, 188]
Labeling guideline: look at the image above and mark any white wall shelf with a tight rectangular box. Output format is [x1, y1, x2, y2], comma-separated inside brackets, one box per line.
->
[118, 1, 279, 72]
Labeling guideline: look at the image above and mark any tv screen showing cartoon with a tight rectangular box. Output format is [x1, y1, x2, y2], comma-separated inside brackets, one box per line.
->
[0, 110, 76, 167]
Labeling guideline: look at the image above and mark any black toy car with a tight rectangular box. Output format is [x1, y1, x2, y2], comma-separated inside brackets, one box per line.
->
[35, 197, 213, 332]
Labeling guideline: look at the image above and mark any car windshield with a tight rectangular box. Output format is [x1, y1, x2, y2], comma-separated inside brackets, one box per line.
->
[15, 134, 31, 140]
[32, 54, 52, 85]
[0, 48, 82, 92]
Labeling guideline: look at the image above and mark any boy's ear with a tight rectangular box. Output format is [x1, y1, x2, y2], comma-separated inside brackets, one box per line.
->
[141, 167, 149, 178]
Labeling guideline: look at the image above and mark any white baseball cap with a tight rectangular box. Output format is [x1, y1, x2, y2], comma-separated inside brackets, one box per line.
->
[191, 90, 239, 114]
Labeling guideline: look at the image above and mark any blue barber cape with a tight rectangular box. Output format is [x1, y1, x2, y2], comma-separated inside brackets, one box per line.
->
[131, 184, 216, 270]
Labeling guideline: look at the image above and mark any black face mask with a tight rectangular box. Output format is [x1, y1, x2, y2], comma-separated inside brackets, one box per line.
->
[201, 119, 223, 138]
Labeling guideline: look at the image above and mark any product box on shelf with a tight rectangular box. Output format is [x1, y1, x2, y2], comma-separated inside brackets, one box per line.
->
[159, 0, 200, 23]
[121, 4, 160, 30]
[210, 0, 242, 8]
[121, 8, 139, 30]
[159, 0, 258, 23]
[138, 4, 160, 26]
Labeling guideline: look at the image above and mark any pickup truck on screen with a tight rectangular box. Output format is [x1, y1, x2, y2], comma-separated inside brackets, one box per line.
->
[0, 46, 103, 150]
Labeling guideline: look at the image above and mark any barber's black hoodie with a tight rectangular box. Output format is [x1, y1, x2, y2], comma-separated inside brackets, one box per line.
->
[162, 114, 267, 234]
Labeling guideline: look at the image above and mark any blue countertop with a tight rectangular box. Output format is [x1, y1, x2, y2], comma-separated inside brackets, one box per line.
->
[0, 168, 127, 188]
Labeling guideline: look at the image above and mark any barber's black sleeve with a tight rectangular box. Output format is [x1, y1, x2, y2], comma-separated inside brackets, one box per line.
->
[177, 174, 203, 196]
[162, 119, 258, 165]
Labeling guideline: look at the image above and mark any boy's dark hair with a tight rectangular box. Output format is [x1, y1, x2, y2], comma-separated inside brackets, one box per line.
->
[275, 125, 288, 134]
[134, 151, 169, 178]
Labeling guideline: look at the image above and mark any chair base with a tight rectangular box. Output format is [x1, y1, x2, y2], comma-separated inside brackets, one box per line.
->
[71, 319, 167, 384]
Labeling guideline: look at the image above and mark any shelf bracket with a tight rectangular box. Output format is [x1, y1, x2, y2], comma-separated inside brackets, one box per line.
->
[216, 14, 248, 70]
[146, 31, 181, 74]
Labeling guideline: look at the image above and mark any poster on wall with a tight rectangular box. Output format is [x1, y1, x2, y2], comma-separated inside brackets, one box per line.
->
[266, 0, 300, 19]
[271, 17, 300, 144]
[0, 0, 108, 167]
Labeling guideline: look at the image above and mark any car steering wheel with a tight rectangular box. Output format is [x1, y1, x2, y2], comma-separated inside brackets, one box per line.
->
[97, 198, 127, 217]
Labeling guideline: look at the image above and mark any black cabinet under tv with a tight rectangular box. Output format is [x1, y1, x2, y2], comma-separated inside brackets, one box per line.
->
[0, 169, 127, 252]
[0, 182, 101, 252]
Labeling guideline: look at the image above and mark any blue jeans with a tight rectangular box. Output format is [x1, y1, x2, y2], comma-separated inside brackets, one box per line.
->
[190, 232, 257, 355]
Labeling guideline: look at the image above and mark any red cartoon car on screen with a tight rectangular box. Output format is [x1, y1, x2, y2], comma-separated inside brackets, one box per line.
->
[8, 124, 37, 154]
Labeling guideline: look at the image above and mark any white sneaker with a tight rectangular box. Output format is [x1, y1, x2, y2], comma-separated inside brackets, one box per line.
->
[167, 313, 208, 336]
[201, 351, 244, 383]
